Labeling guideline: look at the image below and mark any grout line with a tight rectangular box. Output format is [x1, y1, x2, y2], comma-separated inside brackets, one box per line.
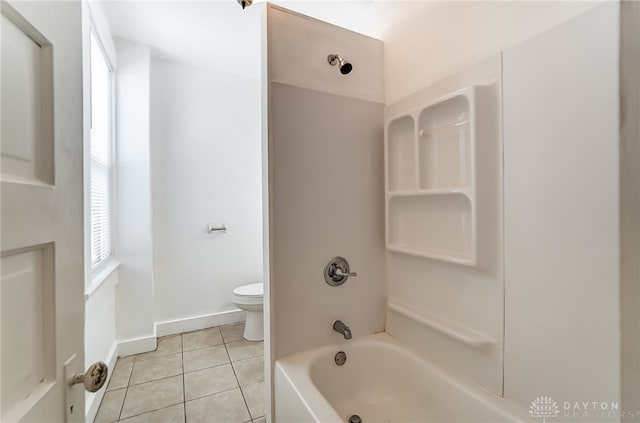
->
[181, 334, 187, 423]
[135, 349, 182, 361]
[124, 372, 184, 388]
[230, 355, 265, 364]
[223, 335, 252, 419]
[181, 342, 227, 354]
[118, 403, 184, 422]
[184, 385, 246, 404]
[134, 350, 182, 362]
[115, 357, 133, 422]
[183, 361, 232, 376]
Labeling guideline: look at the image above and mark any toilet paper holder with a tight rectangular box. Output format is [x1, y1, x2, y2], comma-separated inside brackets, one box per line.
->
[208, 223, 227, 233]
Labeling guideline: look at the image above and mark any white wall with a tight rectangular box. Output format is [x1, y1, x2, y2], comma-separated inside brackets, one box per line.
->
[384, 1, 604, 104]
[503, 3, 620, 413]
[114, 38, 156, 349]
[149, 58, 263, 326]
[266, 2, 385, 363]
[85, 273, 117, 369]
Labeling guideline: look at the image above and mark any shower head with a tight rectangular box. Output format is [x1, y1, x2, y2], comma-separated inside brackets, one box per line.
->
[327, 54, 352, 75]
[237, 0, 252, 9]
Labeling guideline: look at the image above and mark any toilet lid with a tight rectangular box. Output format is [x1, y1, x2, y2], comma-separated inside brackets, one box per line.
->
[233, 282, 263, 298]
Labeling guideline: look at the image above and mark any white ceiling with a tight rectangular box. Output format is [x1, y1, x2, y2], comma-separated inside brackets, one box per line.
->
[99, 0, 432, 79]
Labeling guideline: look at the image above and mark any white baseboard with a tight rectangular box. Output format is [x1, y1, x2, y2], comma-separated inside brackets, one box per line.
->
[156, 309, 245, 337]
[118, 334, 158, 357]
[85, 342, 119, 423]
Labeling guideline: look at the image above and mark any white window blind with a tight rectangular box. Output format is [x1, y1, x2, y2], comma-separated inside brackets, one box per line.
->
[90, 31, 113, 268]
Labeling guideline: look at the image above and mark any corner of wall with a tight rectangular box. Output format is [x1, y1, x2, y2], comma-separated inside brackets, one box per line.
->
[114, 37, 156, 342]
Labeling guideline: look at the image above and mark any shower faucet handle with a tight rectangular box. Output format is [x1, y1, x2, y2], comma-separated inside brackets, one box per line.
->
[333, 267, 357, 278]
[324, 257, 357, 286]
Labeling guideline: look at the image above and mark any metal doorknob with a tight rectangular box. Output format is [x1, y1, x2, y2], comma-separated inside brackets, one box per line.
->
[70, 361, 108, 392]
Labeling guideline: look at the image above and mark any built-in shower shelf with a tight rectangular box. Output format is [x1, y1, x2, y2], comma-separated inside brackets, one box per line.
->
[387, 244, 474, 266]
[387, 299, 494, 348]
[387, 188, 473, 198]
[385, 86, 478, 265]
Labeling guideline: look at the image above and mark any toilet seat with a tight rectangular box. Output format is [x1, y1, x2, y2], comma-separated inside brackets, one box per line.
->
[232, 282, 263, 298]
[232, 283, 263, 306]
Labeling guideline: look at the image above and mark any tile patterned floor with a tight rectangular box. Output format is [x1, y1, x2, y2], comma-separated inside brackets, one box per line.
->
[94, 323, 265, 423]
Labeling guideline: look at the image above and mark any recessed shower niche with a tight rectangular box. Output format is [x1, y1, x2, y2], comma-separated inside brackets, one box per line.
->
[385, 86, 479, 265]
[418, 95, 471, 190]
[387, 115, 416, 192]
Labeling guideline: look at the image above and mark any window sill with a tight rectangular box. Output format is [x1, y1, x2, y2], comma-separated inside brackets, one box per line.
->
[85, 259, 120, 301]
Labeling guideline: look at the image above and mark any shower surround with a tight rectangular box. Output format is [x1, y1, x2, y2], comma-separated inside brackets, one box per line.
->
[264, 2, 622, 422]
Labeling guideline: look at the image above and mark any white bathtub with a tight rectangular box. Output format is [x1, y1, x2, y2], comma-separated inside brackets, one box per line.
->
[274, 333, 528, 423]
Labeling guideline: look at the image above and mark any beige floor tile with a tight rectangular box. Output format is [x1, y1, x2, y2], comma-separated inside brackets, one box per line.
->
[118, 404, 185, 423]
[252, 417, 266, 423]
[94, 388, 126, 423]
[232, 356, 264, 386]
[107, 356, 134, 391]
[242, 381, 265, 419]
[182, 327, 223, 351]
[184, 363, 238, 401]
[183, 345, 229, 373]
[129, 352, 183, 385]
[185, 388, 250, 423]
[120, 375, 183, 419]
[220, 323, 245, 343]
[136, 335, 182, 361]
[225, 340, 264, 362]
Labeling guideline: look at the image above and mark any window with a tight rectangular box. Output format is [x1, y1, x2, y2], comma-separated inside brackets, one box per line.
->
[89, 31, 114, 268]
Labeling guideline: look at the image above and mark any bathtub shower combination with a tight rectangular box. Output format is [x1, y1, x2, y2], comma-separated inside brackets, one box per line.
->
[271, 47, 526, 422]
[271, 61, 516, 422]
[275, 334, 528, 423]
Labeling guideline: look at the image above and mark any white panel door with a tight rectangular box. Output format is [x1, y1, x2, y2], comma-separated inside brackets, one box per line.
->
[1, 1, 85, 422]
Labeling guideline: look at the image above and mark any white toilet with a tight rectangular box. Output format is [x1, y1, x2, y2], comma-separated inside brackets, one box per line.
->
[232, 282, 264, 341]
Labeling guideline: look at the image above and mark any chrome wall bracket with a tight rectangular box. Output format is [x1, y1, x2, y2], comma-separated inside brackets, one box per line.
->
[324, 256, 357, 286]
[208, 223, 227, 233]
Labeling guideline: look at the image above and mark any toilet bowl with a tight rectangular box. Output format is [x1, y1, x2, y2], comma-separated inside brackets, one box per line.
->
[232, 282, 264, 341]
